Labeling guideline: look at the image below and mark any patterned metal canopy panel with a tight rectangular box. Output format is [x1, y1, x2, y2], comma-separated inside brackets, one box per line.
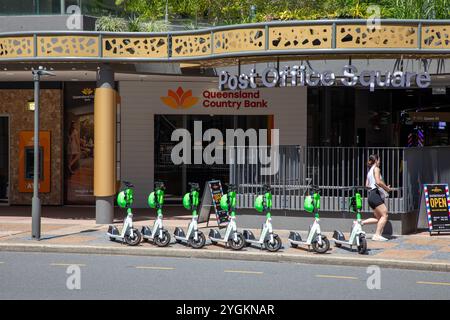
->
[0, 20, 449, 65]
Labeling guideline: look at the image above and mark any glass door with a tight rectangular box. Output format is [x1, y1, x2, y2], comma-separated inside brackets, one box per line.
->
[154, 115, 185, 200]
[0, 116, 9, 204]
[154, 114, 269, 200]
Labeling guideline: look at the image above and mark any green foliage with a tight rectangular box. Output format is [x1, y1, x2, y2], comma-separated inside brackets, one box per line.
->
[105, 0, 450, 28]
[391, 0, 450, 19]
[95, 15, 129, 31]
[139, 20, 170, 32]
[96, 14, 169, 31]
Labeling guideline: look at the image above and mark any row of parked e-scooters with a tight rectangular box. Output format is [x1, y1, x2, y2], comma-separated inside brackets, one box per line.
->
[107, 179, 368, 254]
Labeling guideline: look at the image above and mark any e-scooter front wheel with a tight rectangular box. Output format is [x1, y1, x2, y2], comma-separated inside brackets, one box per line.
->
[357, 235, 367, 254]
[155, 230, 171, 247]
[190, 231, 206, 249]
[228, 232, 245, 250]
[125, 228, 142, 246]
[264, 234, 282, 252]
[312, 236, 330, 254]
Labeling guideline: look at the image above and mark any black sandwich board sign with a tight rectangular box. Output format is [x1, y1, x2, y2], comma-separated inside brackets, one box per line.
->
[422, 184, 450, 234]
[198, 180, 229, 226]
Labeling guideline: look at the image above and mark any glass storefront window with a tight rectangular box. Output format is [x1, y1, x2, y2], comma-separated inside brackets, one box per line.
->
[0, 0, 64, 15]
[39, 0, 63, 14]
[0, 0, 35, 15]
[0, 0, 118, 15]
[307, 86, 450, 148]
[155, 115, 269, 200]
[64, 82, 96, 205]
[0, 117, 8, 203]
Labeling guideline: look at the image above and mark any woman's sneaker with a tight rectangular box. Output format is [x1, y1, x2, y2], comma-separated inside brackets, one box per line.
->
[372, 234, 388, 242]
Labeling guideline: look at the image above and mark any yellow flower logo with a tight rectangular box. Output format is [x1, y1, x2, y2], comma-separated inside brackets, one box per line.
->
[161, 87, 198, 109]
[82, 88, 94, 96]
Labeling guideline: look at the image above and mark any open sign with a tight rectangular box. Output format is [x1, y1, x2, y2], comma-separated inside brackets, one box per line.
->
[424, 184, 450, 234]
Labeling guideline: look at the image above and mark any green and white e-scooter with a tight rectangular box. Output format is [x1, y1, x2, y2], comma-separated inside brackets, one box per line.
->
[288, 180, 330, 253]
[243, 184, 282, 252]
[173, 183, 206, 249]
[141, 181, 171, 247]
[107, 181, 142, 246]
[208, 184, 246, 250]
[332, 187, 368, 254]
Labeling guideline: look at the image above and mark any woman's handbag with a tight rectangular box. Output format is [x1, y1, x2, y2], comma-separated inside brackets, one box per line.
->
[375, 184, 389, 200]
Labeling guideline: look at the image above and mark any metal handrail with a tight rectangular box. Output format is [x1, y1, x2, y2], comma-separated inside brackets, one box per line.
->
[1, 19, 450, 37]
[0, 19, 449, 63]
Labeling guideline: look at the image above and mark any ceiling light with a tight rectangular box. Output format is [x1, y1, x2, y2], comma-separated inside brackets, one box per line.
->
[27, 100, 35, 111]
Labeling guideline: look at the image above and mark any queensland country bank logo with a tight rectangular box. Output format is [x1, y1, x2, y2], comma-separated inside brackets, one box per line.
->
[161, 87, 199, 109]
[81, 88, 94, 96]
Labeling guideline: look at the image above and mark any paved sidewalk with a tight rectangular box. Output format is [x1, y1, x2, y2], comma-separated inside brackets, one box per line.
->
[0, 214, 449, 272]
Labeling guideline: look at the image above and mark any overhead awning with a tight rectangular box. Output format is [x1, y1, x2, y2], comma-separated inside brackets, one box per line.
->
[0, 19, 449, 69]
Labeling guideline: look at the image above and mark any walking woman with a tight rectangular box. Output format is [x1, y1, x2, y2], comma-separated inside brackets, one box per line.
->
[363, 154, 391, 241]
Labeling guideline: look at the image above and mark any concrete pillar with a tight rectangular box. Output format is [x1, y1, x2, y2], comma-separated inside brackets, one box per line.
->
[94, 65, 116, 224]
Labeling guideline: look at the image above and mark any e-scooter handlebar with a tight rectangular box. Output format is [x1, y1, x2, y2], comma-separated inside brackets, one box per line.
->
[188, 182, 200, 191]
[304, 178, 320, 195]
[122, 181, 134, 189]
[262, 184, 272, 193]
[225, 183, 237, 192]
[154, 181, 165, 190]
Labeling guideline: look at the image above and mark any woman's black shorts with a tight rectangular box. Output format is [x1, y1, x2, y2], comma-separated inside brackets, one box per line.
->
[368, 189, 384, 209]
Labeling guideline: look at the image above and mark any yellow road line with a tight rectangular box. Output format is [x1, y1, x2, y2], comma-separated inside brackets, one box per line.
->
[316, 274, 358, 280]
[224, 270, 263, 275]
[417, 281, 450, 287]
[50, 263, 86, 267]
[135, 266, 175, 270]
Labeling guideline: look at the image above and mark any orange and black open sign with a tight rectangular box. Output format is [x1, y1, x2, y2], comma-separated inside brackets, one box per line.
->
[424, 184, 450, 233]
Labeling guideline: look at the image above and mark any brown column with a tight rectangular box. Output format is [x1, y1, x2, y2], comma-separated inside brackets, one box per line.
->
[94, 64, 116, 224]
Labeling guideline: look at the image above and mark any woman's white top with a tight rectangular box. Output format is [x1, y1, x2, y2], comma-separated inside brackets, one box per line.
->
[367, 165, 377, 190]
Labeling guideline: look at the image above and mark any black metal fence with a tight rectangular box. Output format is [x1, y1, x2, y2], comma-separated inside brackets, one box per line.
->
[230, 146, 414, 213]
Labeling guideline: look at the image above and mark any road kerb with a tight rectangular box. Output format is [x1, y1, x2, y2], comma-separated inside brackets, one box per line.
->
[0, 242, 448, 272]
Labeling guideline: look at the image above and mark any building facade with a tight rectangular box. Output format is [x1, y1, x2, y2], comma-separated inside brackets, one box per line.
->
[0, 14, 449, 232]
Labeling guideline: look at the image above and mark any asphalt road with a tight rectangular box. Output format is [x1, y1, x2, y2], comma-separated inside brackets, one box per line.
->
[0, 251, 449, 300]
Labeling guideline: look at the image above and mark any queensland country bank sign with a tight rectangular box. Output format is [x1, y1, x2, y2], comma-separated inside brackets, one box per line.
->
[160, 86, 268, 111]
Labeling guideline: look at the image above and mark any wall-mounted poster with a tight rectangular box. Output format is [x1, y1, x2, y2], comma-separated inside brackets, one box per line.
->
[18, 131, 51, 193]
[64, 83, 96, 204]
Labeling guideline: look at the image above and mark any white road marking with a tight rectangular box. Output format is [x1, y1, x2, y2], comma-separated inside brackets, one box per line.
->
[417, 281, 450, 287]
[50, 263, 86, 267]
[224, 270, 263, 275]
[135, 266, 175, 270]
[316, 274, 359, 280]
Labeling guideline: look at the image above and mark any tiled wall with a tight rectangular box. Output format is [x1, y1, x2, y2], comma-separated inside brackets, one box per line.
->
[0, 89, 63, 205]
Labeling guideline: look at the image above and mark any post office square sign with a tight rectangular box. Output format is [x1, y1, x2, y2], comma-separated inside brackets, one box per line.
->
[423, 184, 450, 233]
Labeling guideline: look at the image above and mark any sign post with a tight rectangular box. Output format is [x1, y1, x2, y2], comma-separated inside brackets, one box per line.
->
[423, 184, 450, 235]
[31, 66, 55, 240]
